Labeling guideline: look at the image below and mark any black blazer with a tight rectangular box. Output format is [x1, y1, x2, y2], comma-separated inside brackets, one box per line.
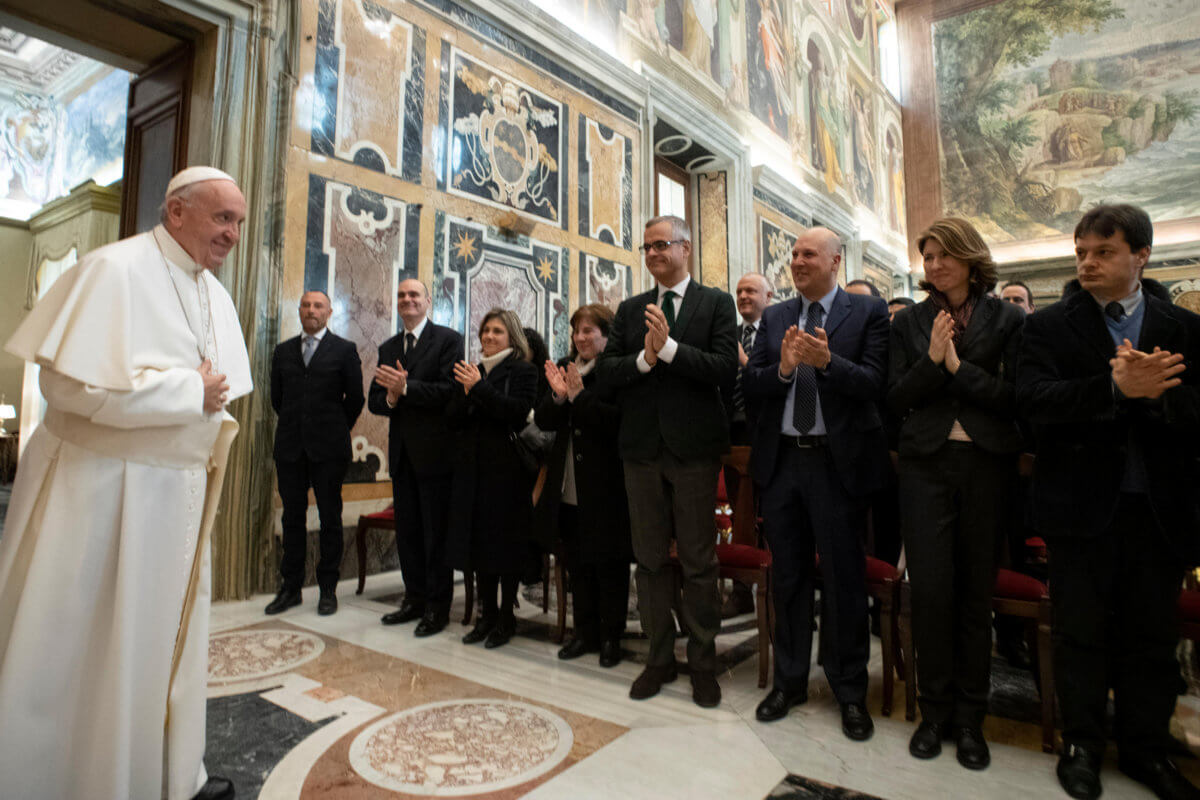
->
[271, 331, 364, 463]
[744, 287, 890, 496]
[596, 281, 738, 461]
[888, 295, 1026, 457]
[532, 360, 632, 564]
[444, 354, 539, 574]
[367, 322, 463, 478]
[1017, 290, 1200, 557]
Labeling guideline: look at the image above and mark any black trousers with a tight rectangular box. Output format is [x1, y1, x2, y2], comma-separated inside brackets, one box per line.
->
[900, 443, 1010, 727]
[760, 441, 869, 704]
[477, 572, 520, 623]
[560, 504, 629, 642]
[276, 456, 349, 593]
[623, 452, 721, 671]
[1047, 494, 1185, 759]
[392, 457, 453, 615]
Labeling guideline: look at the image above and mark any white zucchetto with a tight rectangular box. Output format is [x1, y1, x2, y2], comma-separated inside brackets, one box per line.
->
[165, 166, 237, 197]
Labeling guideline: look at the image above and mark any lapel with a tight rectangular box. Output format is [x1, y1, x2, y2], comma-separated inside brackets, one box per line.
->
[672, 280, 703, 340]
[291, 335, 305, 366]
[775, 297, 801, 346]
[1063, 291, 1117, 361]
[308, 332, 334, 367]
[404, 323, 433, 369]
[1139, 295, 1181, 351]
[959, 295, 997, 355]
[913, 300, 936, 347]
[822, 287, 852, 339]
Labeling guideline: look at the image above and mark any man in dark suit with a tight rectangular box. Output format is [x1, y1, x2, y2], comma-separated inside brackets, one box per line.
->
[744, 227, 889, 741]
[597, 214, 738, 708]
[1018, 204, 1200, 800]
[266, 290, 365, 616]
[369, 279, 464, 636]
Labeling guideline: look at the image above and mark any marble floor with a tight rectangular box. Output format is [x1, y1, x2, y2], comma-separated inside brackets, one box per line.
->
[206, 572, 1200, 800]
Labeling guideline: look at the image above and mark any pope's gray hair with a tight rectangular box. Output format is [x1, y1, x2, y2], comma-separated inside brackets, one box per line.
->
[159, 183, 203, 225]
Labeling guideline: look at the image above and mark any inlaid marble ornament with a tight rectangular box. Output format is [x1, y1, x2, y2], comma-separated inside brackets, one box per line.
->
[759, 217, 797, 300]
[348, 699, 574, 795]
[208, 630, 325, 685]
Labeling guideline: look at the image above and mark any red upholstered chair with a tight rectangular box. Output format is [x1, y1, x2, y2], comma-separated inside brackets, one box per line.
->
[1178, 588, 1200, 644]
[354, 504, 475, 625]
[897, 567, 1056, 753]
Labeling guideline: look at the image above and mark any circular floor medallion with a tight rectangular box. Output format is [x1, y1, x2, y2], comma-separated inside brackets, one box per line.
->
[207, 629, 325, 685]
[349, 699, 574, 795]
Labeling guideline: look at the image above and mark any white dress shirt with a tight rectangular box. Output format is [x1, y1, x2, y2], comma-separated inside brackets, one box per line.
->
[636, 275, 691, 373]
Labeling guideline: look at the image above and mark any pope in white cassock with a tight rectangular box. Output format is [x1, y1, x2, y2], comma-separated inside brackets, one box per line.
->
[0, 167, 253, 800]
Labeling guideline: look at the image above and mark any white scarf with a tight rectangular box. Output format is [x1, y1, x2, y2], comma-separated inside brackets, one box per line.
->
[480, 347, 514, 374]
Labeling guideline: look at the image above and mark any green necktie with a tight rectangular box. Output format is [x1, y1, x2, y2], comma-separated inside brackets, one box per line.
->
[662, 290, 677, 328]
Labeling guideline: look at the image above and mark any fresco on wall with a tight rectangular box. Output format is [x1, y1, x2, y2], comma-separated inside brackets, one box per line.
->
[849, 74, 876, 208]
[934, 0, 1200, 243]
[839, 0, 875, 74]
[445, 49, 565, 226]
[884, 124, 906, 236]
[745, 0, 791, 136]
[806, 37, 847, 194]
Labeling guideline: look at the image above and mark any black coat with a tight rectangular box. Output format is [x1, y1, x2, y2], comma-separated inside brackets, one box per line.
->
[367, 322, 463, 478]
[744, 287, 891, 496]
[531, 360, 632, 564]
[596, 281, 738, 461]
[444, 354, 539, 574]
[888, 295, 1026, 457]
[271, 331, 364, 463]
[1017, 290, 1200, 559]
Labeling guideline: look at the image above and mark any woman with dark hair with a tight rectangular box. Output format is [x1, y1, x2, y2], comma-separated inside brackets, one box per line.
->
[888, 218, 1025, 770]
[532, 304, 632, 667]
[445, 308, 539, 649]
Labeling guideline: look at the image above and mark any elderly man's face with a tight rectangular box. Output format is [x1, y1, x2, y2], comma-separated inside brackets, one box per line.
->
[790, 229, 841, 300]
[736, 274, 772, 322]
[165, 180, 247, 271]
[299, 291, 332, 335]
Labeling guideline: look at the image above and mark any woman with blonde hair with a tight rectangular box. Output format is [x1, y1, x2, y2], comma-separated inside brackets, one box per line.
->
[888, 218, 1025, 770]
[445, 308, 538, 648]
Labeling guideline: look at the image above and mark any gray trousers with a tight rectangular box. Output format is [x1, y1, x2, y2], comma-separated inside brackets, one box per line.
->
[623, 451, 721, 672]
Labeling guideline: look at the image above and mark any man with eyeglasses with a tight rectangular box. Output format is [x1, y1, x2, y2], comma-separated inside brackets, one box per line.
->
[598, 214, 738, 708]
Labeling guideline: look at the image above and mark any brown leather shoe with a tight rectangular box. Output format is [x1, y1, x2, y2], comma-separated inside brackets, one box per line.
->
[691, 671, 721, 708]
[629, 663, 678, 700]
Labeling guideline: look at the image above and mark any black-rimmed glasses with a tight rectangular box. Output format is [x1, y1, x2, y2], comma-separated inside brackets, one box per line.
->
[638, 239, 685, 254]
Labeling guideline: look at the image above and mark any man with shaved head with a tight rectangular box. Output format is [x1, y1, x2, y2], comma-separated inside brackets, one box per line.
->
[0, 167, 252, 799]
[744, 227, 890, 740]
[266, 289, 365, 617]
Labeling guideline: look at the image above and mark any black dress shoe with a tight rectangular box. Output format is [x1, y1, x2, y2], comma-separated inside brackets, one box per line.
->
[908, 720, 946, 759]
[720, 582, 756, 618]
[841, 702, 874, 741]
[317, 592, 337, 616]
[484, 619, 515, 649]
[956, 726, 990, 770]
[414, 611, 449, 637]
[264, 589, 301, 615]
[1057, 747, 1103, 800]
[598, 639, 622, 668]
[381, 599, 424, 625]
[629, 663, 678, 700]
[691, 671, 721, 708]
[462, 617, 495, 644]
[191, 776, 235, 800]
[755, 687, 808, 722]
[1119, 755, 1200, 800]
[557, 636, 598, 660]
[998, 638, 1034, 671]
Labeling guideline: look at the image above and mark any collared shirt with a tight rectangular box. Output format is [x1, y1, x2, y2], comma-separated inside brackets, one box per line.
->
[1094, 283, 1145, 350]
[780, 285, 839, 436]
[403, 315, 429, 343]
[303, 327, 328, 346]
[636, 275, 691, 373]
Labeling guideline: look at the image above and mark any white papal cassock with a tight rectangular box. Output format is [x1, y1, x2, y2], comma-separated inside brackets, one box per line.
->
[0, 225, 252, 799]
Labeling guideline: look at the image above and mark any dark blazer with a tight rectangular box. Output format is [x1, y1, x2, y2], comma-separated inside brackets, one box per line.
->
[1017, 290, 1200, 557]
[532, 360, 632, 564]
[444, 354, 539, 574]
[596, 281, 738, 461]
[888, 295, 1026, 457]
[744, 287, 890, 496]
[271, 331, 364, 463]
[367, 322, 463, 478]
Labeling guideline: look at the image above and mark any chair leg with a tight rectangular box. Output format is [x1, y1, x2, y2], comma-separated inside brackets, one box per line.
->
[542, 553, 551, 613]
[899, 581, 917, 721]
[879, 580, 895, 718]
[355, 519, 369, 595]
[1037, 597, 1057, 754]
[756, 572, 769, 689]
[462, 570, 474, 625]
[554, 555, 567, 644]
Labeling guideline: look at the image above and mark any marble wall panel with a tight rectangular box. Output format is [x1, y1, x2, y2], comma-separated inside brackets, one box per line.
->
[698, 171, 729, 290]
[758, 215, 798, 301]
[432, 211, 569, 362]
[305, 173, 420, 481]
[443, 48, 566, 227]
[578, 116, 633, 250]
[580, 252, 633, 310]
[312, 0, 425, 182]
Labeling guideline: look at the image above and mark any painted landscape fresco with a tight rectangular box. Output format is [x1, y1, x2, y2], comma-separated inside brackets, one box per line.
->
[934, 0, 1200, 243]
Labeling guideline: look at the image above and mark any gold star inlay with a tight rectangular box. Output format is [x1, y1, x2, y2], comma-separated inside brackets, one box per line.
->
[453, 232, 478, 263]
[536, 256, 554, 283]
